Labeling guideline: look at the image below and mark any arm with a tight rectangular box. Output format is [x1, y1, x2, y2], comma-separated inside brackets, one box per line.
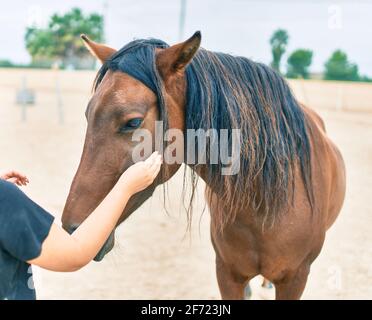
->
[28, 152, 162, 272]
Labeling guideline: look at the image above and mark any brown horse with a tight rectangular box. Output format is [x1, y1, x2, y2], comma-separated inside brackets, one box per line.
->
[62, 32, 346, 299]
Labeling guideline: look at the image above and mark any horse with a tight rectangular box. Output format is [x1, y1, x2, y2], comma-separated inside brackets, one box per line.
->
[61, 32, 346, 299]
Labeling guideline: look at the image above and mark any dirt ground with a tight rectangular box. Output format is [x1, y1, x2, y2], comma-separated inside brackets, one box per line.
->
[0, 69, 371, 299]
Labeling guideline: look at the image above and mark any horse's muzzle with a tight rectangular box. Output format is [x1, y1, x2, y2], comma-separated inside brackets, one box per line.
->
[64, 225, 115, 262]
[93, 232, 115, 262]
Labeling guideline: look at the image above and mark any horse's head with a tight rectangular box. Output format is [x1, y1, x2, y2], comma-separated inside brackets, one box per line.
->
[61, 32, 201, 261]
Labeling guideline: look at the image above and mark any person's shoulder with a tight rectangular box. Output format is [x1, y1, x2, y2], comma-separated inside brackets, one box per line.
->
[0, 179, 24, 201]
[0, 179, 17, 191]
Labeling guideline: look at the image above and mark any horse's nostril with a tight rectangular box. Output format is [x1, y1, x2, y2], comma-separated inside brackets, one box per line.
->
[64, 225, 79, 235]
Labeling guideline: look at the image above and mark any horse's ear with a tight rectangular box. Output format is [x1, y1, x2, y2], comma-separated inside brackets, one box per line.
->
[81, 34, 117, 63]
[157, 31, 201, 78]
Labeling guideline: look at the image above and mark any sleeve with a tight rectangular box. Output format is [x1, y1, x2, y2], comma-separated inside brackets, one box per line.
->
[0, 180, 55, 261]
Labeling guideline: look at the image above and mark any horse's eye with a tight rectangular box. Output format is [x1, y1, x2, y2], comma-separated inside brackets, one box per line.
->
[119, 118, 143, 133]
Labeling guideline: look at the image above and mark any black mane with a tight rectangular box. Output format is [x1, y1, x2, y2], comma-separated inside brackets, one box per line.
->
[94, 38, 313, 229]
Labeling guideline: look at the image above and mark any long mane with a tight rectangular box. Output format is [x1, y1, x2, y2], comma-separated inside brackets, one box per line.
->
[94, 39, 314, 230]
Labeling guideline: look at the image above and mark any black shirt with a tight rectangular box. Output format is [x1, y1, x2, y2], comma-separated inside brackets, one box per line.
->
[0, 180, 54, 300]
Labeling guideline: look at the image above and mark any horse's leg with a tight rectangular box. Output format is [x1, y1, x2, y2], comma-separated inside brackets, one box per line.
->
[273, 264, 310, 300]
[216, 258, 251, 300]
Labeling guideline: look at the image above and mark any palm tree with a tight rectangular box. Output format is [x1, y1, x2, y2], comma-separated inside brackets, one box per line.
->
[270, 29, 289, 73]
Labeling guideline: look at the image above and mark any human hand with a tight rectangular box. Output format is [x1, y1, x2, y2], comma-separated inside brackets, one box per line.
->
[0, 170, 29, 186]
[119, 152, 162, 195]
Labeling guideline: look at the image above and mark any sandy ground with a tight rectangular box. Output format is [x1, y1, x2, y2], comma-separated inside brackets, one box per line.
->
[0, 69, 372, 299]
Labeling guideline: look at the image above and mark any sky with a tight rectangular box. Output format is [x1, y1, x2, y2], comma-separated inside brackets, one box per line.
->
[0, 0, 371, 76]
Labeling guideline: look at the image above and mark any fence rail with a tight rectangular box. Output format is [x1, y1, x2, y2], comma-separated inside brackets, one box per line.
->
[1, 69, 372, 119]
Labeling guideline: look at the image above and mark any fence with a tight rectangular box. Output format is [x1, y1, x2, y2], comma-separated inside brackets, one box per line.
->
[288, 79, 372, 113]
[0, 68, 371, 126]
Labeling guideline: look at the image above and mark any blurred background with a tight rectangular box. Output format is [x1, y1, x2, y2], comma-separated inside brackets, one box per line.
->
[0, 0, 371, 299]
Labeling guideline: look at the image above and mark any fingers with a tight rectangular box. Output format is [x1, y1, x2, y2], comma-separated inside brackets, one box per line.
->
[144, 151, 159, 165]
[8, 171, 23, 179]
[144, 151, 162, 173]
[19, 177, 29, 185]
[152, 161, 162, 180]
[144, 152, 156, 164]
[19, 177, 29, 186]
[149, 154, 162, 169]
[149, 153, 162, 171]
[2, 171, 29, 185]
[142, 152, 162, 183]
[7, 177, 18, 184]
[121, 151, 163, 194]
[7, 178, 21, 186]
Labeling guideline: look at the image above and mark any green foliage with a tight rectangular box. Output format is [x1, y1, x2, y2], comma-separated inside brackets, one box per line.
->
[270, 29, 289, 73]
[359, 75, 372, 83]
[0, 60, 52, 69]
[324, 50, 359, 81]
[25, 8, 104, 69]
[0, 60, 14, 67]
[286, 49, 313, 79]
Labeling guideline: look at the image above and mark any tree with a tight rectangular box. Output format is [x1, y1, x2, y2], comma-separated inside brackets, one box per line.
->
[359, 75, 372, 83]
[25, 8, 104, 69]
[324, 50, 359, 81]
[286, 49, 313, 79]
[270, 29, 289, 73]
[0, 60, 14, 68]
